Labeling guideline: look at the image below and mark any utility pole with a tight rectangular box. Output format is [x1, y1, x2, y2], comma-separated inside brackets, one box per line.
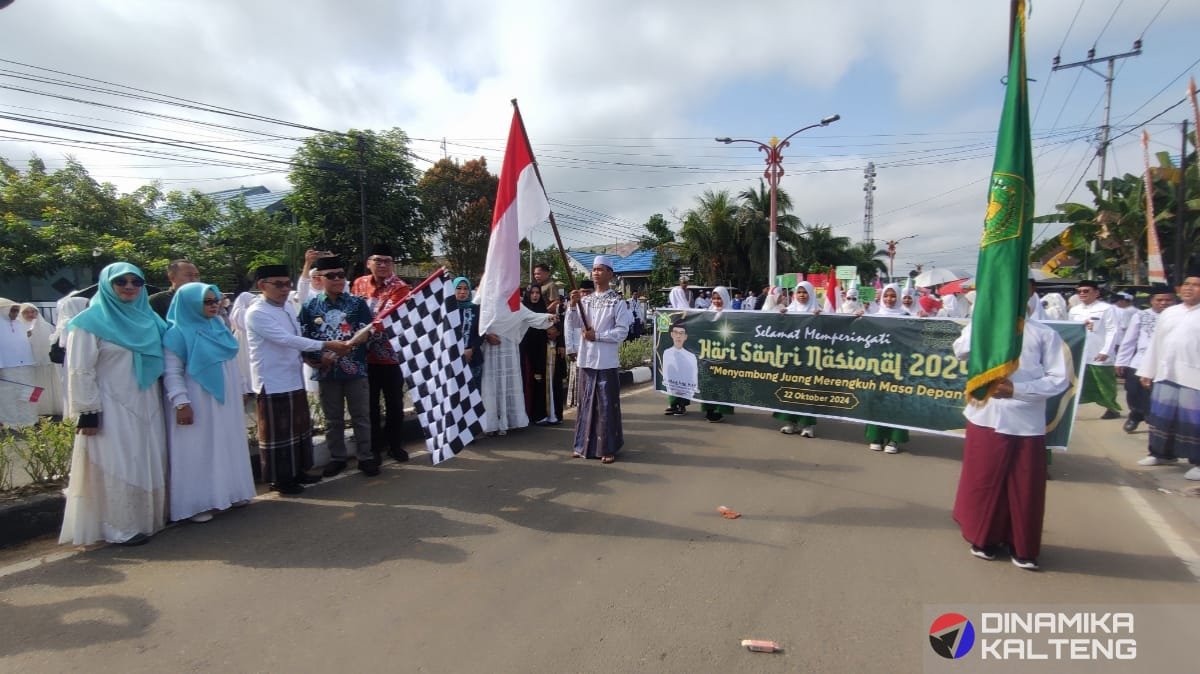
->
[1177, 120, 1190, 286]
[862, 162, 877, 243]
[1053, 41, 1141, 278]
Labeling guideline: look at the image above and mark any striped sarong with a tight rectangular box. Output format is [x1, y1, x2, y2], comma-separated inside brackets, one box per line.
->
[573, 367, 623, 459]
[1147, 381, 1200, 462]
[256, 388, 314, 484]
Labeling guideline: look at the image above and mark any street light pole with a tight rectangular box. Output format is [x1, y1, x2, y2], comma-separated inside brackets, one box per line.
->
[717, 114, 840, 287]
[883, 234, 918, 281]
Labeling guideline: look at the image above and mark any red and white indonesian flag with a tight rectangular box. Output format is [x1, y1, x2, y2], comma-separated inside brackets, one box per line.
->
[478, 108, 550, 337]
[823, 274, 842, 314]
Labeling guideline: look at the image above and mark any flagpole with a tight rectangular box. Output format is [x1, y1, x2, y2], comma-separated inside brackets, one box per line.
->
[511, 98, 590, 330]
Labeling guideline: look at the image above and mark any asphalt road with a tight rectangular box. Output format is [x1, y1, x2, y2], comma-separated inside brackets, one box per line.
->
[2, 387, 1199, 672]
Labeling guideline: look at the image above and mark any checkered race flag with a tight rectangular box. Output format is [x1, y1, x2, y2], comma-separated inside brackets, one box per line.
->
[378, 268, 485, 464]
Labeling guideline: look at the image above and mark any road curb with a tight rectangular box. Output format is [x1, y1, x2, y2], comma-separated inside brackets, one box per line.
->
[0, 491, 65, 549]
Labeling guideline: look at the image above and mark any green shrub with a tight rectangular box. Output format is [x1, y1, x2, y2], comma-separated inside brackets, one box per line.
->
[0, 430, 16, 492]
[15, 417, 75, 484]
[618, 336, 652, 370]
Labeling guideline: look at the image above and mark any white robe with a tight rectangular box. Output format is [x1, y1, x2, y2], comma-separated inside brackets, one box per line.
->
[23, 314, 63, 416]
[480, 306, 554, 433]
[60, 329, 167, 545]
[668, 286, 691, 309]
[0, 316, 36, 428]
[163, 352, 256, 520]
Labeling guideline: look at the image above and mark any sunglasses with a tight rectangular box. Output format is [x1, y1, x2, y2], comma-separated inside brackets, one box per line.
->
[112, 276, 145, 288]
[202, 298, 221, 306]
[263, 279, 293, 289]
[322, 272, 347, 280]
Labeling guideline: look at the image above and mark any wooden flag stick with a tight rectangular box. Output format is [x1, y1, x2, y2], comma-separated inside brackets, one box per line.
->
[510, 98, 590, 330]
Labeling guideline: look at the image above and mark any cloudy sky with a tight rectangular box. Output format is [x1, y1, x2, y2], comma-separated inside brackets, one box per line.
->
[2, 0, 1198, 276]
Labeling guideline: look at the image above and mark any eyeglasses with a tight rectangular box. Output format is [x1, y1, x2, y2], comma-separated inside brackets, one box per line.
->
[322, 272, 347, 280]
[263, 279, 293, 289]
[368, 257, 394, 264]
[112, 276, 145, 288]
[202, 298, 221, 306]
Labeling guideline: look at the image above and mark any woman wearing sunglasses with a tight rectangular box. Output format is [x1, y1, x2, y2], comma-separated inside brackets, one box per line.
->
[162, 282, 257, 523]
[60, 262, 168, 547]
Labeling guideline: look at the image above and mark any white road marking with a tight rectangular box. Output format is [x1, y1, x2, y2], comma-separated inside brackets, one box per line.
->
[1118, 485, 1200, 582]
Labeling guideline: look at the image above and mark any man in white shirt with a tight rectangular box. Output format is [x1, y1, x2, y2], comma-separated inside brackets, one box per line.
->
[246, 264, 352, 495]
[742, 290, 757, 311]
[566, 256, 632, 463]
[662, 321, 698, 416]
[1068, 280, 1122, 419]
[668, 276, 691, 310]
[1136, 272, 1200, 480]
[952, 289, 1070, 571]
[1116, 286, 1175, 432]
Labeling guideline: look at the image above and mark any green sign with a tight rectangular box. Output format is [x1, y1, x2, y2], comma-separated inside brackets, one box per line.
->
[775, 273, 798, 289]
[654, 310, 1086, 448]
[835, 265, 857, 281]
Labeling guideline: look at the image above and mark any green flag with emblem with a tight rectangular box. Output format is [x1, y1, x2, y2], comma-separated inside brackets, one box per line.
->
[967, 0, 1034, 401]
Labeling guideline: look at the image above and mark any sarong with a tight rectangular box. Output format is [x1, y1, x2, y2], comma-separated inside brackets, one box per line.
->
[953, 422, 1048, 560]
[1147, 380, 1200, 462]
[1079, 364, 1121, 411]
[573, 367, 623, 458]
[256, 388, 314, 484]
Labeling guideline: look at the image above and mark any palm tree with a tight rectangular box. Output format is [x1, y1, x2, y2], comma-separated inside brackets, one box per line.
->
[844, 240, 889, 284]
[678, 189, 740, 285]
[794, 224, 851, 269]
[736, 180, 805, 283]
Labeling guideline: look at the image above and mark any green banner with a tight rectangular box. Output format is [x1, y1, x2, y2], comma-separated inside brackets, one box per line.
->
[654, 310, 1086, 448]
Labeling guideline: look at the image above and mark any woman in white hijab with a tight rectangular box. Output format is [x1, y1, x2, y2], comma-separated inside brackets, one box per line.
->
[1041, 292, 1068, 320]
[699, 286, 735, 423]
[865, 284, 910, 453]
[777, 282, 820, 436]
[20, 303, 63, 416]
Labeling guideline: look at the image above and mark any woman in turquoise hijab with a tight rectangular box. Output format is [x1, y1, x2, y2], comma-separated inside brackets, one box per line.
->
[59, 262, 168, 547]
[162, 282, 256, 523]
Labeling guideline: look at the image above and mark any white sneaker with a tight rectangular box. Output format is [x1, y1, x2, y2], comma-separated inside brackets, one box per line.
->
[190, 512, 214, 523]
[1186, 467, 1200, 481]
[884, 442, 900, 454]
[780, 423, 797, 435]
[800, 427, 815, 438]
[869, 443, 883, 451]
[1137, 456, 1177, 466]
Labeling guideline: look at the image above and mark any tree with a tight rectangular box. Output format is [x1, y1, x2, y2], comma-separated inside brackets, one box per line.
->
[793, 224, 851, 270]
[636, 213, 675, 249]
[287, 128, 428, 271]
[844, 241, 889, 284]
[678, 190, 740, 285]
[416, 157, 497, 280]
[736, 181, 805, 282]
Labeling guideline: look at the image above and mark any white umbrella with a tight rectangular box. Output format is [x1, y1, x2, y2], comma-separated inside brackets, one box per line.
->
[913, 268, 971, 288]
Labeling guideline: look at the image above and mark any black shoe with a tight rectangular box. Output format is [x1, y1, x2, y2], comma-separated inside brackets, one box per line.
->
[969, 544, 999, 561]
[295, 472, 322, 484]
[117, 533, 151, 547]
[1123, 418, 1140, 433]
[706, 411, 724, 423]
[271, 482, 304, 496]
[388, 449, 410, 463]
[322, 460, 347, 477]
[1101, 409, 1121, 420]
[664, 406, 679, 415]
[358, 459, 380, 476]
